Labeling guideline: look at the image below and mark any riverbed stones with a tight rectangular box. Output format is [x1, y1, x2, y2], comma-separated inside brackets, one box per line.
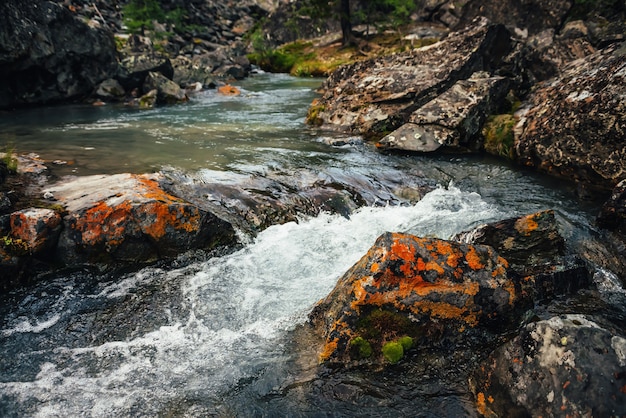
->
[598, 179, 626, 234]
[44, 173, 236, 266]
[309, 232, 521, 366]
[306, 17, 512, 139]
[472, 314, 626, 417]
[514, 43, 626, 192]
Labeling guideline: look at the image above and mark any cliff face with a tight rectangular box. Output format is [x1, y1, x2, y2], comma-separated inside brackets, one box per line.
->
[0, 0, 119, 109]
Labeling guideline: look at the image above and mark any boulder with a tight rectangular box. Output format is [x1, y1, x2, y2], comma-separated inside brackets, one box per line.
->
[309, 232, 521, 366]
[456, 210, 591, 302]
[377, 73, 510, 152]
[514, 43, 626, 192]
[306, 17, 513, 139]
[455, 210, 564, 272]
[95, 78, 126, 101]
[457, 0, 572, 36]
[142, 71, 188, 104]
[118, 52, 174, 91]
[43, 173, 237, 266]
[172, 55, 217, 89]
[472, 315, 626, 417]
[598, 179, 626, 234]
[8, 208, 62, 255]
[0, 0, 118, 108]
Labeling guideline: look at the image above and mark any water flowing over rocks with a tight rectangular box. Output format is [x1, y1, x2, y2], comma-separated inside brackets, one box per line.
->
[0, 0, 118, 109]
[306, 17, 513, 140]
[514, 43, 626, 192]
[0, 160, 433, 290]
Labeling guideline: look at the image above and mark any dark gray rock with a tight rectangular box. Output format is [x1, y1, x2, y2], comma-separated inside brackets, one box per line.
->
[514, 43, 626, 192]
[0, 0, 118, 109]
[95, 78, 126, 101]
[142, 71, 187, 104]
[473, 314, 626, 417]
[377, 73, 510, 152]
[598, 179, 626, 234]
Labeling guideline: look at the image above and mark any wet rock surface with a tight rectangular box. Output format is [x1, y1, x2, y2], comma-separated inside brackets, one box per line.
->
[309, 231, 522, 366]
[514, 43, 626, 192]
[308, 210, 595, 367]
[45, 173, 237, 267]
[0, 159, 433, 291]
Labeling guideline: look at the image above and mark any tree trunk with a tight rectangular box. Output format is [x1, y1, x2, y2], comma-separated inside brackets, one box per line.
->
[339, 0, 352, 46]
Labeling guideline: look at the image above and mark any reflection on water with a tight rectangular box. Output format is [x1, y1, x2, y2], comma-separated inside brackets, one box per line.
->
[0, 74, 334, 176]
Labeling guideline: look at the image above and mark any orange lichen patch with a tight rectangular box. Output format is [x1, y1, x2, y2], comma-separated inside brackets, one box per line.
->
[465, 246, 485, 270]
[218, 84, 241, 96]
[370, 262, 380, 273]
[514, 214, 539, 236]
[411, 300, 480, 327]
[435, 240, 455, 257]
[75, 200, 133, 247]
[476, 392, 487, 415]
[135, 176, 183, 203]
[139, 202, 201, 240]
[447, 251, 461, 268]
[390, 238, 416, 263]
[319, 338, 338, 362]
[424, 260, 445, 275]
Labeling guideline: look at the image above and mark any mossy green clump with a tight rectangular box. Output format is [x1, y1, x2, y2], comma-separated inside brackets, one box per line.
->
[349, 336, 373, 359]
[382, 341, 404, 364]
[1, 236, 30, 256]
[305, 102, 325, 126]
[483, 114, 516, 160]
[397, 335, 413, 350]
[356, 308, 415, 341]
[2, 145, 18, 174]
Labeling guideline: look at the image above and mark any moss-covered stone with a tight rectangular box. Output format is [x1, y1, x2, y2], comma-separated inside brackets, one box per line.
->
[349, 336, 373, 359]
[382, 341, 404, 364]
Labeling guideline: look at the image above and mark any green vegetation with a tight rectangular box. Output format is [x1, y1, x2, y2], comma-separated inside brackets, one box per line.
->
[483, 114, 516, 159]
[349, 336, 373, 359]
[1, 235, 29, 256]
[122, 0, 187, 35]
[381, 341, 404, 364]
[2, 144, 18, 174]
[398, 335, 414, 350]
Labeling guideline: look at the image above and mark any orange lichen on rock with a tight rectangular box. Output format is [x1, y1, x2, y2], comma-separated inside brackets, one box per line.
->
[218, 84, 241, 96]
[476, 392, 487, 415]
[465, 245, 485, 270]
[76, 200, 133, 247]
[514, 213, 539, 236]
[139, 201, 201, 240]
[311, 232, 519, 363]
[135, 176, 183, 203]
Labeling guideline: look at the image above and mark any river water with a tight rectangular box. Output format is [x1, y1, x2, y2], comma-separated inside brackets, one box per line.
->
[0, 74, 618, 417]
